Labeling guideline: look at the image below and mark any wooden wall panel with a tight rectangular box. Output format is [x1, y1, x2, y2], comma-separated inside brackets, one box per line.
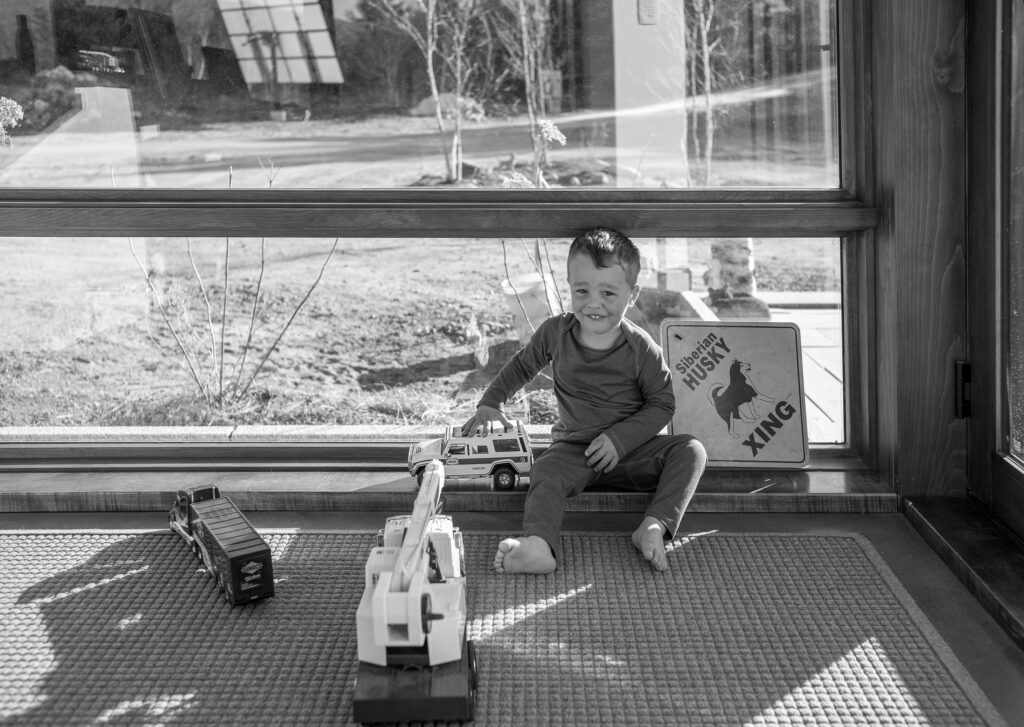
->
[873, 0, 969, 496]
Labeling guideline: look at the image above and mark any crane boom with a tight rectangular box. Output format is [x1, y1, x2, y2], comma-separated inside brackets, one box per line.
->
[394, 460, 443, 591]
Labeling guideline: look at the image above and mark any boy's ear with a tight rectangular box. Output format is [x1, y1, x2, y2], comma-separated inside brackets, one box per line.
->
[628, 284, 641, 307]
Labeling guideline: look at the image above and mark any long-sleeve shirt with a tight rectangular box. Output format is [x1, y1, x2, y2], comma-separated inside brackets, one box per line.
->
[478, 313, 676, 457]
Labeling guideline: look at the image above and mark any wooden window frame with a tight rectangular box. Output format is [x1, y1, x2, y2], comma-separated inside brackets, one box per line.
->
[967, 0, 1024, 537]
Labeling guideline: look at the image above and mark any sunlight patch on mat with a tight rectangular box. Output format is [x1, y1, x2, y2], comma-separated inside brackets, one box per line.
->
[27, 566, 149, 605]
[749, 638, 925, 726]
[666, 529, 719, 553]
[116, 612, 145, 631]
[93, 692, 196, 724]
[469, 583, 594, 639]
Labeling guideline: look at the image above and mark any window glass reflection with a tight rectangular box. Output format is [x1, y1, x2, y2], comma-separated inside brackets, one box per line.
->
[0, 235, 843, 444]
[0, 0, 838, 189]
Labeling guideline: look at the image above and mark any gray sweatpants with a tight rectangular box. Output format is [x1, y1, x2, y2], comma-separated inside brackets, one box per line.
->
[522, 433, 707, 560]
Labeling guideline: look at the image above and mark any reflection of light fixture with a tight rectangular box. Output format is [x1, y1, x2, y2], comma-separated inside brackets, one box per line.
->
[218, 0, 343, 88]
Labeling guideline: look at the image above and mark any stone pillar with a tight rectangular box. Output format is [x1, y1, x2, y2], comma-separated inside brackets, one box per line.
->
[704, 238, 771, 319]
[707, 238, 757, 295]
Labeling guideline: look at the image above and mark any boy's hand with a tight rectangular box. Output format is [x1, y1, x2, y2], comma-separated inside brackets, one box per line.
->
[461, 406, 512, 436]
[585, 433, 620, 473]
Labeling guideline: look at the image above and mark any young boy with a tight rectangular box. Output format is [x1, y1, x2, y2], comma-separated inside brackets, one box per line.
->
[462, 227, 706, 574]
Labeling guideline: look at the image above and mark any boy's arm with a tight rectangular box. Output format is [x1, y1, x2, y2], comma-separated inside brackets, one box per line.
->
[462, 404, 510, 435]
[601, 343, 675, 458]
[461, 318, 555, 434]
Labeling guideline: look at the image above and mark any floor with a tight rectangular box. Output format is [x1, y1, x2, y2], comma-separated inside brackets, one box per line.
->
[3, 509, 1023, 725]
[769, 301, 844, 445]
[3, 299, 1020, 720]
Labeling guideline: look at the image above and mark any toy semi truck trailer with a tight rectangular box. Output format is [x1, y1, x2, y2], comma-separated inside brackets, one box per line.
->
[169, 485, 275, 606]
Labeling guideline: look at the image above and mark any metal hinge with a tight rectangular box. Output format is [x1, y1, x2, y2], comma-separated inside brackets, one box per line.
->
[954, 360, 971, 418]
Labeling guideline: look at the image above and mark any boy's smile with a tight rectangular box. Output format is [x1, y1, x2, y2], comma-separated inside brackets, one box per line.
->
[567, 254, 641, 349]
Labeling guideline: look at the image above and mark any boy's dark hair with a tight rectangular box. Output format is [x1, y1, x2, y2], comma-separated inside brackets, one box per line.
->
[568, 227, 641, 285]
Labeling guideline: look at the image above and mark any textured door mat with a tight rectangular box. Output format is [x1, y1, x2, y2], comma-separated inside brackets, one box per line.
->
[0, 530, 1006, 726]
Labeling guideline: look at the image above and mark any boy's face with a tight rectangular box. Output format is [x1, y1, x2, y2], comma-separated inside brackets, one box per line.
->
[567, 254, 641, 344]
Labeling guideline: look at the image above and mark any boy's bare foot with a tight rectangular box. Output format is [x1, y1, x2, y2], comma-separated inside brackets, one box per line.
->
[494, 535, 556, 574]
[632, 517, 669, 572]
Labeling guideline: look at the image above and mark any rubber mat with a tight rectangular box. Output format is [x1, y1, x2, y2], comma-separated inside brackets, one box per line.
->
[0, 530, 1006, 726]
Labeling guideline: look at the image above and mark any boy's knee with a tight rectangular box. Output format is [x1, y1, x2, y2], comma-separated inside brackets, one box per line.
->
[668, 435, 707, 468]
[531, 445, 586, 480]
[529, 458, 560, 490]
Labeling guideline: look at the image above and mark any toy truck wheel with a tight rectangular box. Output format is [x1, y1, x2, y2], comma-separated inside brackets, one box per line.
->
[491, 466, 517, 490]
[415, 468, 425, 485]
[468, 640, 479, 690]
[421, 593, 433, 634]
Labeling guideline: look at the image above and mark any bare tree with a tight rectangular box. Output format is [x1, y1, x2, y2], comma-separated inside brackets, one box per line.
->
[693, 0, 721, 184]
[368, 0, 485, 182]
[440, 0, 484, 179]
[491, 0, 554, 185]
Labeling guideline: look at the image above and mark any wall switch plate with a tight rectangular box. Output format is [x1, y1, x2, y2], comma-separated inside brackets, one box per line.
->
[638, 0, 659, 25]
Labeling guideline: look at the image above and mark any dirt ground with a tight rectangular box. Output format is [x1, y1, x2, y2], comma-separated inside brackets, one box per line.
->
[0, 232, 837, 429]
[0, 236, 562, 427]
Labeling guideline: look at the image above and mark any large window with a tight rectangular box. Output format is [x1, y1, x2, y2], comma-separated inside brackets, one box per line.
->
[0, 0, 873, 467]
[1, 0, 837, 190]
[0, 235, 844, 444]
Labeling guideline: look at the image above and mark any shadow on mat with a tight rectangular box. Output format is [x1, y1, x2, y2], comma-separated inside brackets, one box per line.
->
[4, 532, 1000, 726]
[8, 532, 369, 726]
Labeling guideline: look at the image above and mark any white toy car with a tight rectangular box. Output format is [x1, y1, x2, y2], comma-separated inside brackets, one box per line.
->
[407, 420, 533, 490]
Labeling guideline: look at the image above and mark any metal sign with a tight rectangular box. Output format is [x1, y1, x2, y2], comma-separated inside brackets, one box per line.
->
[662, 319, 808, 467]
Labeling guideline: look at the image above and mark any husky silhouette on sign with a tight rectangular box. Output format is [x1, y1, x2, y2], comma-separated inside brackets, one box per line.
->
[708, 359, 776, 438]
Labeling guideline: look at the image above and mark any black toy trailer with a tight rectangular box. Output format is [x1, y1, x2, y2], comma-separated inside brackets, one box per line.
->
[169, 485, 275, 605]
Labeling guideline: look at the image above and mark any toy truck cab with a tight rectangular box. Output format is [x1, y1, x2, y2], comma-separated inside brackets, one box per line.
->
[407, 420, 533, 490]
[168, 484, 221, 544]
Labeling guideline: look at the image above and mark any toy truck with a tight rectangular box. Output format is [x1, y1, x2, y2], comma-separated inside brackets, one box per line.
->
[353, 460, 477, 724]
[408, 419, 533, 490]
[168, 485, 275, 606]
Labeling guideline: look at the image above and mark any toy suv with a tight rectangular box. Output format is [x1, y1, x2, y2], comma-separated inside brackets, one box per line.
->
[408, 421, 533, 490]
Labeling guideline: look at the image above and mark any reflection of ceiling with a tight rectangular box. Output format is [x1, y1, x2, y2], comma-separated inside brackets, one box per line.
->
[216, 0, 344, 85]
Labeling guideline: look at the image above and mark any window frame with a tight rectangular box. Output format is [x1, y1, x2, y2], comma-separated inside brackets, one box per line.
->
[968, 0, 1024, 539]
[0, 0, 877, 471]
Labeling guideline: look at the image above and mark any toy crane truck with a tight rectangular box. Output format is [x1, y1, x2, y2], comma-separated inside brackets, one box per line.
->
[168, 485, 275, 606]
[408, 419, 533, 490]
[353, 460, 478, 724]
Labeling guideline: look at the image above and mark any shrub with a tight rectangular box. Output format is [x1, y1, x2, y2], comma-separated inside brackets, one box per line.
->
[14, 66, 80, 133]
[0, 96, 23, 145]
